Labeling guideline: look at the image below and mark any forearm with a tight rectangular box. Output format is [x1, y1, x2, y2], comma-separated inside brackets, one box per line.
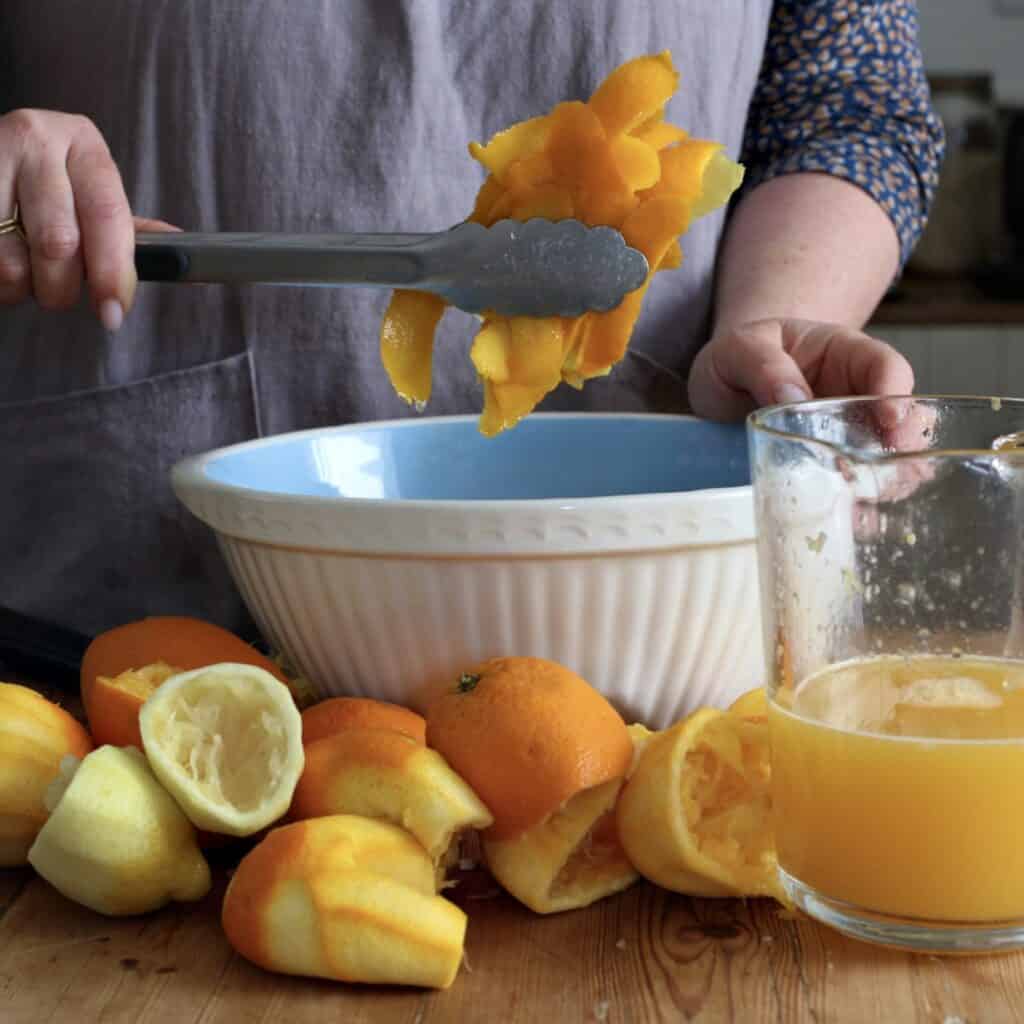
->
[711, 172, 900, 336]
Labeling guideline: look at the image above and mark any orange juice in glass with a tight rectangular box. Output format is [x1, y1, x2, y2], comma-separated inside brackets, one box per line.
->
[749, 396, 1024, 952]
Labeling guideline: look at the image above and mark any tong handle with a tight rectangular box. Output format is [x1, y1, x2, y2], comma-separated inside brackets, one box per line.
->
[135, 231, 436, 286]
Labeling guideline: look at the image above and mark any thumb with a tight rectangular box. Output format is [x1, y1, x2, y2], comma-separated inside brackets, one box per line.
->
[688, 321, 811, 421]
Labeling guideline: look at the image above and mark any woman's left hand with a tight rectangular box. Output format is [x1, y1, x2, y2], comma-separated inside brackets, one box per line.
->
[687, 318, 914, 422]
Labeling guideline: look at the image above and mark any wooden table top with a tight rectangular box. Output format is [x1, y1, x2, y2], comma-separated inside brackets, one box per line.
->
[3, 667, 1023, 1024]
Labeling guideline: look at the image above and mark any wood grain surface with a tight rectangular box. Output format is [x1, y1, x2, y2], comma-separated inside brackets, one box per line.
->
[3, 862, 1023, 1024]
[3, 670, 1023, 1023]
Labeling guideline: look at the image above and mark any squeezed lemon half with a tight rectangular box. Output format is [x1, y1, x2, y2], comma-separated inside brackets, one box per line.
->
[27, 746, 210, 916]
[139, 663, 304, 837]
[617, 705, 783, 901]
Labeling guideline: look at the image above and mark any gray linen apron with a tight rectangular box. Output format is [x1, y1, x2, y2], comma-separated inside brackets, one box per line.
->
[0, 1, 771, 637]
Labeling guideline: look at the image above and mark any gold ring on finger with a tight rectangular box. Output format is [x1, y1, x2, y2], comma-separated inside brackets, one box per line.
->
[0, 203, 26, 242]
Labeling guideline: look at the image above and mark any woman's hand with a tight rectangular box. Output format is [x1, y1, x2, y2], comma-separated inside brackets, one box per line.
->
[0, 108, 175, 330]
[687, 318, 915, 421]
[693, 318, 933, 530]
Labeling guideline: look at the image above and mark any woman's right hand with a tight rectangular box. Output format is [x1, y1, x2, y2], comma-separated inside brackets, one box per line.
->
[0, 108, 175, 330]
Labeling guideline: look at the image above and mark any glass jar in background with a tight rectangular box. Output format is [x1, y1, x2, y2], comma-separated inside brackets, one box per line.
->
[748, 395, 1024, 953]
[909, 74, 1003, 276]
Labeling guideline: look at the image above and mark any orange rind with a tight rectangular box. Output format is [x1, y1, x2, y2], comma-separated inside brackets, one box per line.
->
[289, 727, 493, 874]
[480, 723, 656, 915]
[222, 815, 467, 988]
[482, 777, 636, 914]
[425, 657, 634, 841]
[379, 50, 744, 435]
[0, 683, 93, 867]
[300, 696, 427, 746]
[86, 662, 180, 750]
[80, 616, 291, 748]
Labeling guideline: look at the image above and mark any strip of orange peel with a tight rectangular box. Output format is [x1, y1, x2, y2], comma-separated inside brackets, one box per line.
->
[379, 51, 744, 435]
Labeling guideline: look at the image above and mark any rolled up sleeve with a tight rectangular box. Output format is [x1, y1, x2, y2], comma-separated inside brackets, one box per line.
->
[740, 0, 946, 269]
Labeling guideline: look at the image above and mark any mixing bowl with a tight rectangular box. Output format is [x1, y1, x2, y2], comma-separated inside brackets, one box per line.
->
[171, 413, 761, 727]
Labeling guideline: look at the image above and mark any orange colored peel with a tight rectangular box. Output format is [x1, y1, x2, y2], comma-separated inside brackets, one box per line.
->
[80, 616, 291, 748]
[378, 50, 744, 435]
[222, 816, 466, 988]
[300, 696, 426, 747]
[588, 52, 679, 137]
[379, 290, 447, 407]
[87, 662, 180, 750]
[425, 656, 633, 840]
[0, 683, 93, 867]
[290, 727, 492, 871]
[479, 723, 656, 915]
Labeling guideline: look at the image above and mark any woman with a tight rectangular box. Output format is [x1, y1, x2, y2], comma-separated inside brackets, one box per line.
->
[0, 1, 943, 637]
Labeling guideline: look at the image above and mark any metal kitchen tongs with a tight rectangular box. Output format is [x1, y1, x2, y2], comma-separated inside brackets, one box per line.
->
[134, 218, 649, 317]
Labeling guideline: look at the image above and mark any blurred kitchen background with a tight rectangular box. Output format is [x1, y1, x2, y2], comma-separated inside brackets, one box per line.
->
[869, 1, 1024, 394]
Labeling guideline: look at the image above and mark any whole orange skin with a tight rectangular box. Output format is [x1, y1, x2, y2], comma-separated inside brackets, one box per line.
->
[80, 616, 289, 749]
[425, 656, 633, 839]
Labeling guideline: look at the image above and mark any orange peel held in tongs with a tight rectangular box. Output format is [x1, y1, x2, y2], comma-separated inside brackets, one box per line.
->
[379, 51, 745, 435]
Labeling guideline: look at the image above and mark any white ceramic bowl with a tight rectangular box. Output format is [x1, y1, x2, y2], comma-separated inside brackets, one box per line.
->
[171, 413, 763, 728]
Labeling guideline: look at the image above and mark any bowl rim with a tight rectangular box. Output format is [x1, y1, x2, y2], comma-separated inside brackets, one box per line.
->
[171, 411, 752, 512]
[172, 413, 755, 554]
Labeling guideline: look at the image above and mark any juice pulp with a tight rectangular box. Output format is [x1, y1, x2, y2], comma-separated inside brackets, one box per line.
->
[771, 655, 1024, 922]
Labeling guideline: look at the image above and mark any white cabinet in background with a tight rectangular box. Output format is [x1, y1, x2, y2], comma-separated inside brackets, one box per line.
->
[870, 325, 1024, 397]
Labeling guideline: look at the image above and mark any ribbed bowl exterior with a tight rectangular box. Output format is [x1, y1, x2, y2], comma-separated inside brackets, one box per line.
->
[218, 536, 764, 729]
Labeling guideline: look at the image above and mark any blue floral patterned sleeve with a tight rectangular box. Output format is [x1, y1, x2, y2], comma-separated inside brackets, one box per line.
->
[740, 0, 945, 268]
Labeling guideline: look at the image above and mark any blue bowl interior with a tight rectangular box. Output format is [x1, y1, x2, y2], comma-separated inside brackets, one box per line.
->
[201, 416, 750, 501]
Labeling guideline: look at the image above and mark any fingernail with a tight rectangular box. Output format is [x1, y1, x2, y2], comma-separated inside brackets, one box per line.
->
[774, 383, 810, 406]
[99, 298, 124, 332]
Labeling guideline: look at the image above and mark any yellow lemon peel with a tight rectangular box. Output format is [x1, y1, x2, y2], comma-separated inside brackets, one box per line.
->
[27, 746, 210, 916]
[617, 703, 785, 902]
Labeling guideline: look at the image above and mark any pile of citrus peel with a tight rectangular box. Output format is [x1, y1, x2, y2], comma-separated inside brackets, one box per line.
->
[380, 50, 744, 436]
[2, 54, 762, 993]
[1, 614, 781, 991]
